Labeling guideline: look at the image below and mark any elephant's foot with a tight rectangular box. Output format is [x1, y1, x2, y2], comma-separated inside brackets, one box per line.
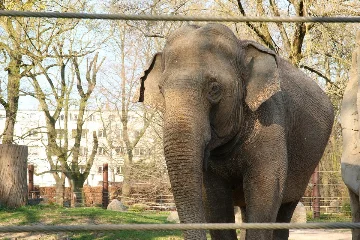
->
[246, 229, 273, 240]
[209, 229, 237, 240]
[183, 229, 207, 240]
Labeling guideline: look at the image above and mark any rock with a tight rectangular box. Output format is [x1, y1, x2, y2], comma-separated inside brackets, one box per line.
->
[107, 199, 128, 212]
[167, 211, 180, 223]
[291, 202, 307, 223]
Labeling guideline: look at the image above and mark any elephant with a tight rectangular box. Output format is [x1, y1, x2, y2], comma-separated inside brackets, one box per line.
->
[341, 31, 360, 240]
[138, 23, 334, 240]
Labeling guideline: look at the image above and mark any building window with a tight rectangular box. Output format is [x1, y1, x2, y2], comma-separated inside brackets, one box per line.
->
[98, 166, 102, 174]
[133, 148, 147, 156]
[87, 114, 96, 121]
[98, 129, 107, 138]
[60, 114, 64, 120]
[70, 113, 78, 121]
[72, 129, 77, 138]
[98, 147, 106, 155]
[115, 166, 122, 174]
[72, 129, 88, 138]
[81, 129, 89, 138]
[79, 147, 88, 156]
[114, 147, 125, 155]
[56, 129, 65, 139]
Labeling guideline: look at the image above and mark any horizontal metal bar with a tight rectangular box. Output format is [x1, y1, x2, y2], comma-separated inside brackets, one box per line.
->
[0, 222, 360, 232]
[0, 10, 360, 23]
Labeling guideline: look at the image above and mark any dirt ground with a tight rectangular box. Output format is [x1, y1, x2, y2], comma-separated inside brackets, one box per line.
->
[289, 229, 352, 240]
[0, 230, 353, 240]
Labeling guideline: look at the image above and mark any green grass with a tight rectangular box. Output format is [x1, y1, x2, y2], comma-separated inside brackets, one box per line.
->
[0, 205, 182, 239]
[306, 210, 352, 223]
[1, 205, 353, 239]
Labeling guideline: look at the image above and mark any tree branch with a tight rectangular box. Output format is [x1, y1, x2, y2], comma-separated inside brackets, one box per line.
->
[82, 131, 98, 180]
[290, 0, 307, 65]
[269, 0, 291, 53]
[300, 64, 341, 91]
[0, 95, 8, 108]
[72, 56, 85, 98]
[236, 0, 276, 51]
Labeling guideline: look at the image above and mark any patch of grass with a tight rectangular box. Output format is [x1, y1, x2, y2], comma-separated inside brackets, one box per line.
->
[307, 212, 352, 223]
[0, 205, 182, 239]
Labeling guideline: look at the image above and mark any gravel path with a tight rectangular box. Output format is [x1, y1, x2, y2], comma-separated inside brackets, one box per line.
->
[289, 229, 352, 240]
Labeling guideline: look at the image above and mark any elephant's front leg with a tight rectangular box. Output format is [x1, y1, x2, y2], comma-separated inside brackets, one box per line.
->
[203, 171, 238, 240]
[243, 135, 287, 240]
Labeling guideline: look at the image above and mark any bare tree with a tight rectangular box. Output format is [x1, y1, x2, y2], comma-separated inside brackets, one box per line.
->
[29, 48, 104, 205]
[0, 0, 88, 207]
[98, 26, 155, 201]
[100, 0, 208, 203]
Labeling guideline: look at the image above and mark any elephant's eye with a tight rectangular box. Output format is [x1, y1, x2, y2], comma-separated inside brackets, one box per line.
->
[207, 81, 222, 104]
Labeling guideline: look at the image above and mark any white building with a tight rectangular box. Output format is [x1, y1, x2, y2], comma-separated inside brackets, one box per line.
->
[0, 109, 158, 187]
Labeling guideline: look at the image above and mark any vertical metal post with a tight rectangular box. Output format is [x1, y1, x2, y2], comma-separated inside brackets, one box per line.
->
[28, 164, 34, 198]
[102, 163, 109, 208]
[312, 165, 320, 219]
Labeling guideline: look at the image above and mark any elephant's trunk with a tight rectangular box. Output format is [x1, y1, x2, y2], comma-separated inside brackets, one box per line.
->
[163, 90, 210, 240]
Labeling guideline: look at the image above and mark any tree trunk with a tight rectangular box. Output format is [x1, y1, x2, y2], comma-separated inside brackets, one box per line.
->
[121, 153, 133, 204]
[71, 179, 85, 207]
[2, 57, 22, 144]
[54, 177, 65, 206]
[0, 144, 28, 208]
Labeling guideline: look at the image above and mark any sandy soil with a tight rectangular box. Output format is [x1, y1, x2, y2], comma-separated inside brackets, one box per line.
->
[0, 229, 353, 239]
[289, 229, 352, 240]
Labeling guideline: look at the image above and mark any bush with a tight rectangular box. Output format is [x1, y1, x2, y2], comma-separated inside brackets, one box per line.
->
[306, 210, 314, 221]
[341, 201, 352, 216]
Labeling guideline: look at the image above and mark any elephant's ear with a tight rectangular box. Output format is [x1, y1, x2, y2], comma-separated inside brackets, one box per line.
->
[137, 52, 164, 111]
[243, 42, 281, 112]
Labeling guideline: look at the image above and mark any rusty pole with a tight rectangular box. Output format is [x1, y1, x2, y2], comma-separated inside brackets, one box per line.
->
[312, 165, 321, 219]
[28, 164, 34, 198]
[102, 163, 109, 208]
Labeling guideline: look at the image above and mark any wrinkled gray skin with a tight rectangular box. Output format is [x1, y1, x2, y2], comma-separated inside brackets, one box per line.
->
[138, 23, 334, 240]
[341, 32, 360, 240]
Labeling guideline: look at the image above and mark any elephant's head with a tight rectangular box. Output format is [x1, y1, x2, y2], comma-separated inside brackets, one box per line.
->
[138, 23, 280, 239]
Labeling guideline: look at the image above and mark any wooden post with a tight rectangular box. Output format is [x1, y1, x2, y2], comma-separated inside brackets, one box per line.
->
[28, 164, 34, 198]
[0, 144, 28, 208]
[102, 163, 109, 208]
[312, 165, 321, 219]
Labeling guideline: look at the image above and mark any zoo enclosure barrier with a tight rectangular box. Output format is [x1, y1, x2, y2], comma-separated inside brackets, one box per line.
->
[1, 9, 358, 232]
[27, 162, 350, 218]
[27, 163, 175, 210]
[27, 163, 110, 208]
